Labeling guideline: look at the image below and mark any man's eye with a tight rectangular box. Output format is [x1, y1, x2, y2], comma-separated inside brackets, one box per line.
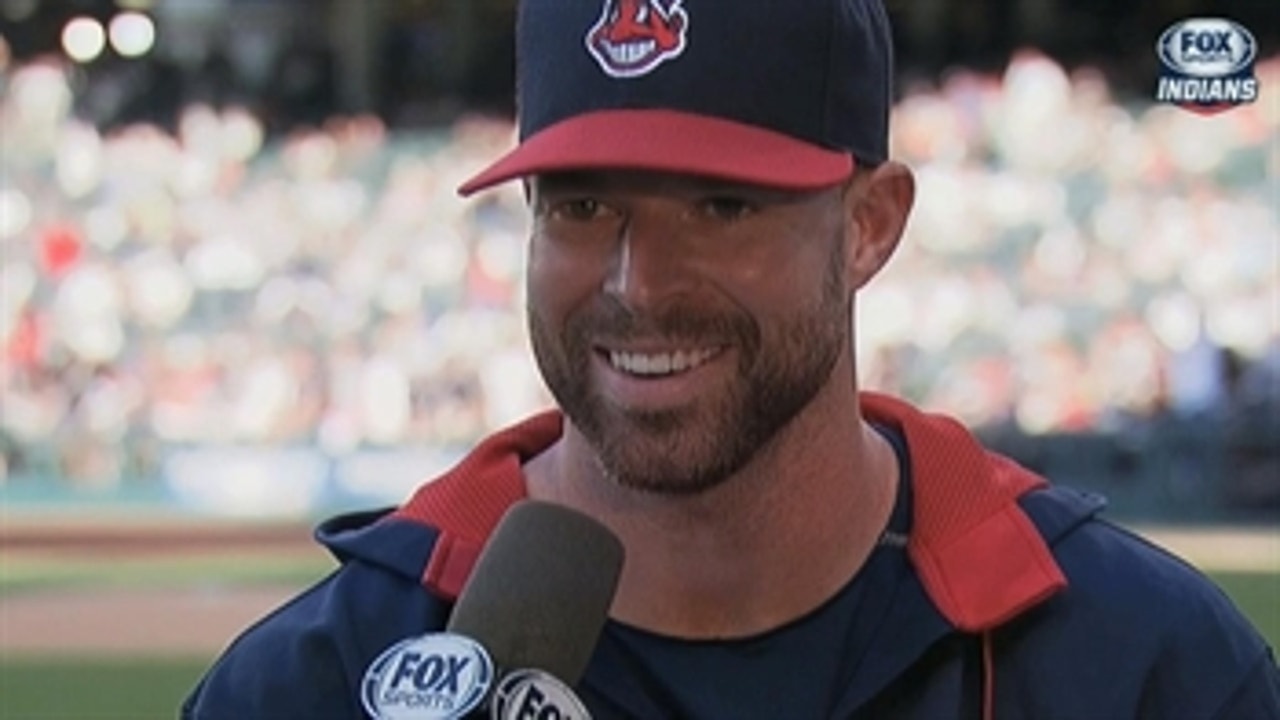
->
[698, 197, 755, 221]
[551, 198, 606, 221]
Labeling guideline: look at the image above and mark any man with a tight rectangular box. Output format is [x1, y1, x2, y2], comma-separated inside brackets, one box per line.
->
[184, 0, 1280, 718]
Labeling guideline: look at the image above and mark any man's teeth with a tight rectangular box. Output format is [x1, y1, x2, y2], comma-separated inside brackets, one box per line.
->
[608, 348, 719, 376]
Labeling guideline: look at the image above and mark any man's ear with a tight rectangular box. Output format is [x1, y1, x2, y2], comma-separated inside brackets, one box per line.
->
[844, 161, 914, 290]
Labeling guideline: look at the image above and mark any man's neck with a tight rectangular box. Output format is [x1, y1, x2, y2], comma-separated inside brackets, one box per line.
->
[524, 388, 900, 640]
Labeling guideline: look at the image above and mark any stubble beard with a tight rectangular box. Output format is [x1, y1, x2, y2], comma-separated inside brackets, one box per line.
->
[529, 248, 848, 496]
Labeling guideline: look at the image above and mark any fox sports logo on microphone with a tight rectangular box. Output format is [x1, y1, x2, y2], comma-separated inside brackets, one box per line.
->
[1155, 18, 1258, 114]
[361, 632, 495, 720]
[490, 669, 592, 720]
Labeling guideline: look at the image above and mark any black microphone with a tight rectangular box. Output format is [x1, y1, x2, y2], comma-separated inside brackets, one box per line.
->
[447, 499, 625, 718]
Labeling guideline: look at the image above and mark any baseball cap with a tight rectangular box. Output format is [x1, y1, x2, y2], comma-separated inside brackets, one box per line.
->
[458, 0, 894, 196]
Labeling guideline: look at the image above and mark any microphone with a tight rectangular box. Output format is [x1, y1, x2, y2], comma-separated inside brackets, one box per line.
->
[359, 501, 624, 720]
[448, 499, 625, 719]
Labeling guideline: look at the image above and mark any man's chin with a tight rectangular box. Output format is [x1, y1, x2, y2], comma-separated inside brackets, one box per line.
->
[594, 432, 740, 497]
[605, 465, 732, 497]
[566, 399, 748, 494]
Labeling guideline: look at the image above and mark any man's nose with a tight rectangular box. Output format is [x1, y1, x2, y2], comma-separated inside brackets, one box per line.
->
[601, 214, 696, 310]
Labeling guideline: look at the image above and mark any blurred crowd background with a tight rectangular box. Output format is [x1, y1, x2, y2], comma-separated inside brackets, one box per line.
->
[0, 0, 1276, 519]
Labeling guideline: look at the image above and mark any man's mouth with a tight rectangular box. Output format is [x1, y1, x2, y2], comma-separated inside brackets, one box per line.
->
[605, 347, 722, 377]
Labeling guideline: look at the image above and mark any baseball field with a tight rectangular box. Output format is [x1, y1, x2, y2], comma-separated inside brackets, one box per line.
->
[0, 517, 1276, 720]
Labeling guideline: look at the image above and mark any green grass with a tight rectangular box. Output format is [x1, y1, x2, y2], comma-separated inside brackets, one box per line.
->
[1213, 570, 1280, 648]
[0, 553, 334, 719]
[0, 554, 334, 597]
[0, 657, 209, 720]
[0, 571, 1275, 719]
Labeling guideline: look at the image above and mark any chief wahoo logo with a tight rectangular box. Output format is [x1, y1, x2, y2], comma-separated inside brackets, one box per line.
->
[586, 0, 689, 78]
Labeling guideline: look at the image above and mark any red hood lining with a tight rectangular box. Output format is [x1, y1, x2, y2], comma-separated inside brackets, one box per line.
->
[394, 393, 1065, 630]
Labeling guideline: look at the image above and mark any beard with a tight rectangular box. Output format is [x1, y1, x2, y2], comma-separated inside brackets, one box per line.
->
[528, 242, 849, 496]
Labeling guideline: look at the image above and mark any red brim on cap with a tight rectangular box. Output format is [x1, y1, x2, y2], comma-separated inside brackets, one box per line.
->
[457, 109, 855, 196]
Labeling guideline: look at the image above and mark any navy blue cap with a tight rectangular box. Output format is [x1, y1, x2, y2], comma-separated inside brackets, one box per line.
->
[459, 0, 894, 195]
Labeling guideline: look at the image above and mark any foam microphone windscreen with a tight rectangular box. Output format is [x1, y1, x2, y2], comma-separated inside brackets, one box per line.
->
[445, 499, 625, 686]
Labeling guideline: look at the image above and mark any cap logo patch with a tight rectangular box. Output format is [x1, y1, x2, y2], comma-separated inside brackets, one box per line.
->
[586, 0, 688, 78]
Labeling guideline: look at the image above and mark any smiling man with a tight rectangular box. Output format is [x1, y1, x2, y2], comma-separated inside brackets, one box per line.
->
[525, 170, 862, 496]
[184, 1, 1279, 718]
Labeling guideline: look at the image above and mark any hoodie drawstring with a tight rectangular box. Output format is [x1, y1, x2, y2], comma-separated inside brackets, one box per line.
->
[982, 630, 995, 720]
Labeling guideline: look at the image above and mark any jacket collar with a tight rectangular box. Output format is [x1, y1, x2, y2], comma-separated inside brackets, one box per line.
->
[861, 392, 1066, 631]
[393, 393, 1066, 630]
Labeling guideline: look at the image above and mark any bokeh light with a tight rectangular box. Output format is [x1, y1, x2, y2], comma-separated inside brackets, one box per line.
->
[108, 12, 156, 58]
[61, 16, 106, 64]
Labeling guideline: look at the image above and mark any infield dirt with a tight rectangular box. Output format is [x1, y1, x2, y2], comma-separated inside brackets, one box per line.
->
[1, 517, 1275, 655]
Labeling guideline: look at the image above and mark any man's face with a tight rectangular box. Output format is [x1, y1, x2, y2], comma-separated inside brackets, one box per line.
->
[526, 170, 853, 495]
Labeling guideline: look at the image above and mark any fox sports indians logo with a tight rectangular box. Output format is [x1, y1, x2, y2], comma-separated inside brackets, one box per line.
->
[361, 633, 494, 720]
[1155, 18, 1258, 114]
[586, 0, 688, 78]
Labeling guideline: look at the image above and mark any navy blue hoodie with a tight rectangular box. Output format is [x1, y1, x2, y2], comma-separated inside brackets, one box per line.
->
[183, 393, 1279, 718]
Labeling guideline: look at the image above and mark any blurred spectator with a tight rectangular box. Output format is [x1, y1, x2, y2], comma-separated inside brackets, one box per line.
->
[0, 51, 1275, 511]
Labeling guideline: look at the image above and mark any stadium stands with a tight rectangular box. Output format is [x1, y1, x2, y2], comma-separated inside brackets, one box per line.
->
[1, 52, 1276, 518]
